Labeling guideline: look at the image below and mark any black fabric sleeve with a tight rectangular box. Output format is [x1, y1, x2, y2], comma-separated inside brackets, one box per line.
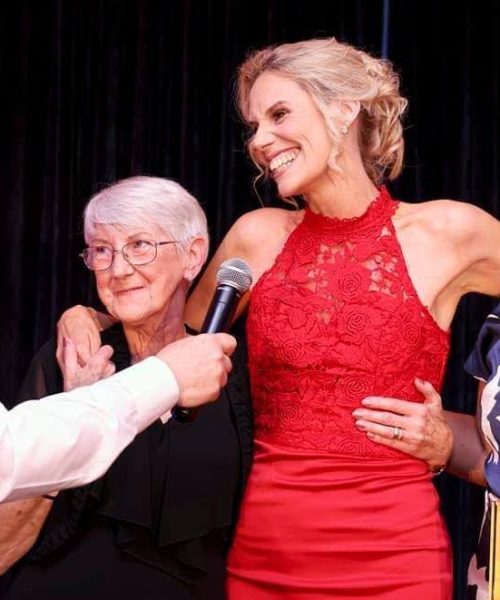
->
[15, 339, 62, 404]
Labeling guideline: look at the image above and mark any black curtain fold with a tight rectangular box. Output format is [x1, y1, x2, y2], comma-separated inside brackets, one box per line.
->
[1, 2, 499, 598]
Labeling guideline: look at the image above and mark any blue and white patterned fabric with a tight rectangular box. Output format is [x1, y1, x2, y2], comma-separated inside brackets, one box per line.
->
[465, 304, 500, 600]
[465, 304, 500, 497]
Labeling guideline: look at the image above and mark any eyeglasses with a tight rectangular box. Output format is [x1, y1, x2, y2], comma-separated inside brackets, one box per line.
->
[80, 240, 178, 271]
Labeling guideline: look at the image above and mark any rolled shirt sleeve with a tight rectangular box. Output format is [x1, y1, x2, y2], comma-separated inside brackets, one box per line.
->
[0, 357, 179, 502]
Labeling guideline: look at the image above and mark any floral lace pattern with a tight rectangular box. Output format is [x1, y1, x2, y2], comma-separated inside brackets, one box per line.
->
[247, 187, 450, 458]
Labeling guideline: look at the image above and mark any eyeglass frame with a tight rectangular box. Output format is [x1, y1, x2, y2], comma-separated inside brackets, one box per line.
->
[79, 240, 178, 272]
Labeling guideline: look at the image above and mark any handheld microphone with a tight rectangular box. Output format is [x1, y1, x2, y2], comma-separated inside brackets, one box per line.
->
[172, 258, 253, 423]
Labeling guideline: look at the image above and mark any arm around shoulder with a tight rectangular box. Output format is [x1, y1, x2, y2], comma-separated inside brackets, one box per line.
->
[186, 207, 289, 331]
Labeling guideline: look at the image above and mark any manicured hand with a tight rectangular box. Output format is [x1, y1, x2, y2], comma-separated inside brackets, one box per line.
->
[353, 378, 453, 471]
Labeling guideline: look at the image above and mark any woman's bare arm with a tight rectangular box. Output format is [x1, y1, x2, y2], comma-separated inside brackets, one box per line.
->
[185, 242, 236, 332]
[186, 207, 292, 331]
[0, 497, 54, 574]
[445, 382, 487, 486]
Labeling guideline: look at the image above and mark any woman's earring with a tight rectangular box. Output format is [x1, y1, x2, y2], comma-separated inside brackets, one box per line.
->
[341, 121, 350, 135]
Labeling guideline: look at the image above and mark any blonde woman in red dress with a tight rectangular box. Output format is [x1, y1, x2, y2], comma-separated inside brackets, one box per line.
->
[58, 38, 500, 599]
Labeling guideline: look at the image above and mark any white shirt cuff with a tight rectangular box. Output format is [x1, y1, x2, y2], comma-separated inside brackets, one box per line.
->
[108, 357, 180, 429]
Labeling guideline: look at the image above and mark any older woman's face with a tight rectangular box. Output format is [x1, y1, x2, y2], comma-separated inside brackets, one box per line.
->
[91, 224, 186, 326]
[247, 72, 334, 199]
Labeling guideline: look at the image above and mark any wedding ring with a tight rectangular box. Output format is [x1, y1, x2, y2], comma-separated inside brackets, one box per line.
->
[392, 426, 404, 441]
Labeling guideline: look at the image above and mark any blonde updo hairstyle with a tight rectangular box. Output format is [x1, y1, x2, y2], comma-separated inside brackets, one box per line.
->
[237, 37, 408, 186]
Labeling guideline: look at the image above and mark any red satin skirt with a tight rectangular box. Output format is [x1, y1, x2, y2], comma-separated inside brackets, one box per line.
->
[227, 440, 452, 600]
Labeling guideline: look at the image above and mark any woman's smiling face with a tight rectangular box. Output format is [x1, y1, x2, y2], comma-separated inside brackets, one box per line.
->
[91, 224, 185, 327]
[247, 71, 335, 199]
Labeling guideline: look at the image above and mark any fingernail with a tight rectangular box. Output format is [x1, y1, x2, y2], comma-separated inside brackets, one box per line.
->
[361, 398, 373, 406]
[366, 432, 375, 440]
[352, 409, 362, 417]
[354, 420, 366, 430]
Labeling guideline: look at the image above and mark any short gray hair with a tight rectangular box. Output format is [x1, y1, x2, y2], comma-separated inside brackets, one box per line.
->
[83, 176, 209, 258]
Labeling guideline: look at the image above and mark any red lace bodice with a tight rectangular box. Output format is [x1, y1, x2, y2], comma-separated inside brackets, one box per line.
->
[246, 187, 450, 458]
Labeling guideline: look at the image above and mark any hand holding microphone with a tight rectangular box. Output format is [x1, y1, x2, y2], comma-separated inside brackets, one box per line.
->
[157, 333, 236, 407]
[172, 258, 253, 422]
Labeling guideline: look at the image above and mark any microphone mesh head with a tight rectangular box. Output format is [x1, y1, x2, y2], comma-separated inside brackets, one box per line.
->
[216, 258, 253, 293]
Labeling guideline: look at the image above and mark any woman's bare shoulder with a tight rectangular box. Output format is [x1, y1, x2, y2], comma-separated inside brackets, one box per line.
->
[398, 197, 479, 216]
[225, 207, 304, 252]
[396, 198, 492, 239]
[232, 206, 303, 232]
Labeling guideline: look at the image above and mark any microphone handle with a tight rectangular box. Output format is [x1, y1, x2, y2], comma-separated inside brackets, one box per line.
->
[201, 285, 239, 333]
[172, 285, 240, 423]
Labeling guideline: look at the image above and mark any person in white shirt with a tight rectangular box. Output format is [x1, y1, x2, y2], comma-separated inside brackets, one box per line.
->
[0, 331, 236, 504]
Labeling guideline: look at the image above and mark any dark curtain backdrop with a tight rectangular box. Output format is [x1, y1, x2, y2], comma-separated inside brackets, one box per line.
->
[1, 1, 499, 598]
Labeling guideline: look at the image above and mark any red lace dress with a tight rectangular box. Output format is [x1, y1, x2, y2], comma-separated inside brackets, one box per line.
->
[227, 188, 452, 599]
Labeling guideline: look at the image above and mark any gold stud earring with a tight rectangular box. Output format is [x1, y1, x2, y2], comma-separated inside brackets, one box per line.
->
[341, 122, 350, 135]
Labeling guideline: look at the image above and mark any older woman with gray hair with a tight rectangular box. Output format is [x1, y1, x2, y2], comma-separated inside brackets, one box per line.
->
[0, 176, 252, 600]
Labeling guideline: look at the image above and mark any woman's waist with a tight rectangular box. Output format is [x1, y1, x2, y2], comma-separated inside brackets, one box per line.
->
[251, 438, 432, 478]
[238, 440, 443, 538]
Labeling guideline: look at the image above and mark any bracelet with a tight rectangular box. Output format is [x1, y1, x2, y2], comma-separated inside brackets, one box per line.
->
[87, 307, 103, 332]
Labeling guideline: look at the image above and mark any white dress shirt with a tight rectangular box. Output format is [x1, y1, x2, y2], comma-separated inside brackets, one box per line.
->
[0, 357, 178, 503]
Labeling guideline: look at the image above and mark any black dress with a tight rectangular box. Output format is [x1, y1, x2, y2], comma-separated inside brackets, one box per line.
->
[2, 325, 253, 600]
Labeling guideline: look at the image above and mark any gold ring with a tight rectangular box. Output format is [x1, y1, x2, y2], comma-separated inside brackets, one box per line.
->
[393, 426, 404, 441]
